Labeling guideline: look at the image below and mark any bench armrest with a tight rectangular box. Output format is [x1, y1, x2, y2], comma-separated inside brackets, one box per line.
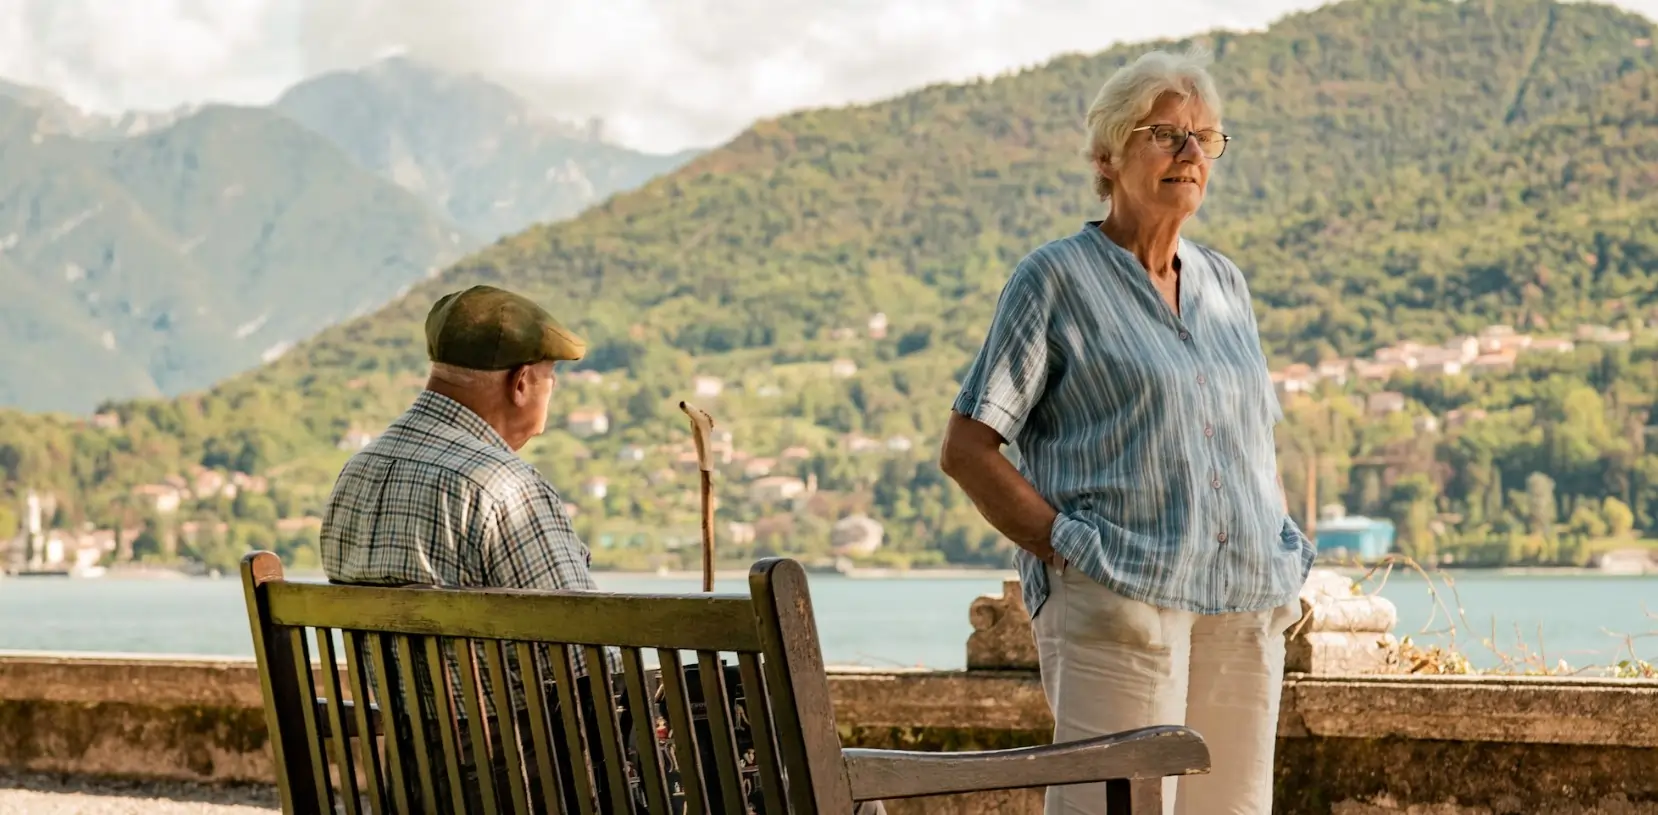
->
[842, 725, 1208, 802]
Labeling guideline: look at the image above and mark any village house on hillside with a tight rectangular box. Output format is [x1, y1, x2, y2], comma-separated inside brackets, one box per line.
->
[831, 514, 884, 557]
[867, 312, 888, 339]
[725, 521, 757, 546]
[1267, 321, 1613, 397]
[693, 375, 724, 398]
[750, 476, 808, 504]
[337, 429, 377, 450]
[130, 484, 181, 514]
[743, 457, 777, 479]
[1367, 391, 1407, 415]
[580, 477, 608, 500]
[566, 409, 610, 438]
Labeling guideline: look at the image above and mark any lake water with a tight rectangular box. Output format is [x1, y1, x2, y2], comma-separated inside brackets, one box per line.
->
[1, 570, 1654, 672]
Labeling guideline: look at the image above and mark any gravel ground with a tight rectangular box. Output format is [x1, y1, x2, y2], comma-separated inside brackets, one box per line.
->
[0, 770, 279, 814]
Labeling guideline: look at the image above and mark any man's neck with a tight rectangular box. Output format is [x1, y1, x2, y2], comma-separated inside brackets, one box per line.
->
[423, 381, 518, 449]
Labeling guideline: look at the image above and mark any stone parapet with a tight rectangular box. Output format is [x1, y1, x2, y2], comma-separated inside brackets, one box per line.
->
[1286, 569, 1400, 675]
[3, 652, 1656, 813]
[965, 568, 1402, 675]
[966, 578, 1036, 671]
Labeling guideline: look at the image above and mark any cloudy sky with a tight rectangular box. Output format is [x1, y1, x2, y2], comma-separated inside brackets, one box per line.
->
[2, 0, 1655, 154]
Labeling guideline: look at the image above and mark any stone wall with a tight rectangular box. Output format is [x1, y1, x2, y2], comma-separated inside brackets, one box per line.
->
[1, 570, 1655, 813]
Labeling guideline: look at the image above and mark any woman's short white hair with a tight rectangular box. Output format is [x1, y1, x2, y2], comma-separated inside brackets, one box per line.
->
[1081, 46, 1224, 202]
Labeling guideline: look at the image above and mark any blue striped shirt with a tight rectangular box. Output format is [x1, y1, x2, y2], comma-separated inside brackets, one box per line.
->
[952, 221, 1314, 617]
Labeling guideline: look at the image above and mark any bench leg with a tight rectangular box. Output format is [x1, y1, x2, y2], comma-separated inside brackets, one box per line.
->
[1105, 778, 1163, 815]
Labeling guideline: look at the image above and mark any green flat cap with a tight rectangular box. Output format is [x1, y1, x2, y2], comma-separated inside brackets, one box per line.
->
[424, 285, 586, 370]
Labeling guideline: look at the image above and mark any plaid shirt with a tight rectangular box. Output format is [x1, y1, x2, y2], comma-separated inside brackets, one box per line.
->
[953, 222, 1315, 620]
[320, 389, 609, 719]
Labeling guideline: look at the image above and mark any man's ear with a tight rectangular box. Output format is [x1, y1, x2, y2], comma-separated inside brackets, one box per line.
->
[508, 364, 533, 405]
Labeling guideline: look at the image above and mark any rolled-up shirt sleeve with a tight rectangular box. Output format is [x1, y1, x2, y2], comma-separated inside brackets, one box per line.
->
[1281, 514, 1313, 556]
[952, 259, 1054, 444]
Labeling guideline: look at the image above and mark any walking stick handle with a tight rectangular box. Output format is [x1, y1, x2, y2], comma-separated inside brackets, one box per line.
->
[680, 401, 716, 472]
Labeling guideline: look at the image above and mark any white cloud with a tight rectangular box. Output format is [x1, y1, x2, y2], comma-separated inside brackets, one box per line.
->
[0, 0, 1655, 153]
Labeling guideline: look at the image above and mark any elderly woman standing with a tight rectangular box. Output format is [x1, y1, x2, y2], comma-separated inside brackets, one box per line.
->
[939, 48, 1313, 815]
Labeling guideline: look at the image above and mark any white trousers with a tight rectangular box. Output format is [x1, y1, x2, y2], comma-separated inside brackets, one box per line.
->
[1032, 564, 1301, 815]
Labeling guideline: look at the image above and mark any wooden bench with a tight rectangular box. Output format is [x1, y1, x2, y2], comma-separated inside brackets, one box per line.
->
[241, 550, 1209, 813]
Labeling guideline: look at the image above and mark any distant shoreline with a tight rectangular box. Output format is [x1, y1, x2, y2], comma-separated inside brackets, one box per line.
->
[596, 567, 1018, 581]
[13, 563, 1648, 583]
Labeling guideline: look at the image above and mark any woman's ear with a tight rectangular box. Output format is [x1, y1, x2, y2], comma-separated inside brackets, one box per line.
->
[1095, 154, 1116, 183]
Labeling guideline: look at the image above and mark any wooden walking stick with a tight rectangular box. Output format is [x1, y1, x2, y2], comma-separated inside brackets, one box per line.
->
[679, 400, 717, 593]
[663, 401, 760, 814]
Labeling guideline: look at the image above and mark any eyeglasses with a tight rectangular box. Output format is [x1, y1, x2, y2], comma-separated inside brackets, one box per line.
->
[1131, 124, 1230, 159]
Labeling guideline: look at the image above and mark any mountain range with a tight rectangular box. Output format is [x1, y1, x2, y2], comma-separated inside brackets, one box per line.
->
[3, 0, 1658, 568]
[0, 58, 697, 414]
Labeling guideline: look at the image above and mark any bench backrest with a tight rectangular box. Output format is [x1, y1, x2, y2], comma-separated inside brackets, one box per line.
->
[240, 550, 854, 814]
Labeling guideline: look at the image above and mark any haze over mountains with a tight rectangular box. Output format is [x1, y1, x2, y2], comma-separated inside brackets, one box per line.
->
[271, 57, 700, 240]
[0, 57, 697, 414]
[5, 0, 1658, 572]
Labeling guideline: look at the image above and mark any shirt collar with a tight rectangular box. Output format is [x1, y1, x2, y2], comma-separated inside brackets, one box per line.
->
[408, 389, 513, 452]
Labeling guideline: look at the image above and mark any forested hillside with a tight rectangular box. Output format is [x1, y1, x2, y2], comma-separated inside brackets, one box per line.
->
[4, 0, 1657, 573]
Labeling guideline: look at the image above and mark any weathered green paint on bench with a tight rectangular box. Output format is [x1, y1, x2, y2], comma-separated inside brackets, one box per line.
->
[241, 550, 1209, 813]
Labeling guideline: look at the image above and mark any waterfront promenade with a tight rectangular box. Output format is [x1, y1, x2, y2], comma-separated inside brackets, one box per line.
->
[0, 769, 277, 813]
[2, 572, 1655, 813]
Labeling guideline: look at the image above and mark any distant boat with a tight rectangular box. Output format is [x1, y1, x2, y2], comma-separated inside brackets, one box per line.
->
[1596, 548, 1656, 576]
[12, 568, 71, 578]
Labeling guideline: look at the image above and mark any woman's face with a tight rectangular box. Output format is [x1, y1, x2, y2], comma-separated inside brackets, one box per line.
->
[1100, 92, 1225, 221]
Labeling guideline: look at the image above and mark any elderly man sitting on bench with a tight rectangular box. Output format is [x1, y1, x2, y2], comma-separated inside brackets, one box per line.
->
[318, 285, 886, 814]
[319, 284, 608, 811]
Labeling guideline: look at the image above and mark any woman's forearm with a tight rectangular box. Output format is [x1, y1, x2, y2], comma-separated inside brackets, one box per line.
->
[940, 413, 1060, 560]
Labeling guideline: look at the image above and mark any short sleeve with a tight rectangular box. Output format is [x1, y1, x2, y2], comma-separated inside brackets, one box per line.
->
[951, 258, 1055, 443]
[483, 475, 598, 593]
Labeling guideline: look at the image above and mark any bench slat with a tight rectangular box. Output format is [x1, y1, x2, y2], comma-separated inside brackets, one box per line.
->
[392, 635, 440, 814]
[340, 632, 386, 813]
[547, 644, 598, 815]
[287, 628, 334, 814]
[265, 582, 764, 652]
[513, 641, 566, 812]
[311, 630, 359, 815]
[620, 648, 673, 813]
[366, 633, 413, 815]
[422, 637, 468, 814]
[456, 641, 501, 813]
[582, 644, 635, 814]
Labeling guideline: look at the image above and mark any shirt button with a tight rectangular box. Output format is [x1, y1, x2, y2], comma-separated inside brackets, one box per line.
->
[1211, 477, 1222, 489]
[1217, 532, 1228, 544]
[1179, 330, 1190, 341]
[1204, 424, 1215, 438]
[1196, 374, 1207, 385]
